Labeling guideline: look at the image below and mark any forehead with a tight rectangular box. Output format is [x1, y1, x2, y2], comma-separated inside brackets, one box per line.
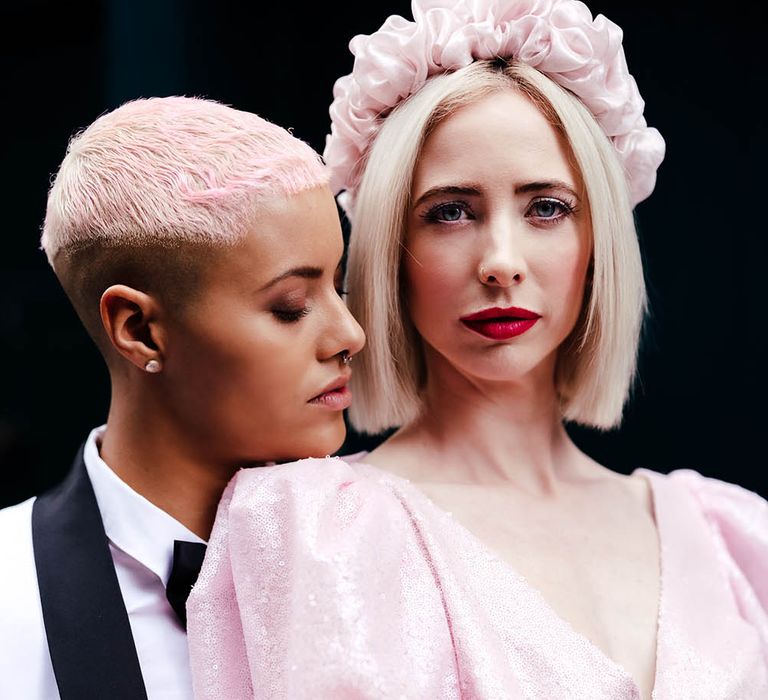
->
[413, 89, 575, 190]
[221, 187, 343, 283]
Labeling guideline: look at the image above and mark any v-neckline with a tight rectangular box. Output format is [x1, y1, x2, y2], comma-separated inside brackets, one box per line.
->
[353, 459, 665, 699]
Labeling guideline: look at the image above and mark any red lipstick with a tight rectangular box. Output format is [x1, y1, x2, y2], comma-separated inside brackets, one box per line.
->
[309, 374, 352, 410]
[460, 306, 541, 340]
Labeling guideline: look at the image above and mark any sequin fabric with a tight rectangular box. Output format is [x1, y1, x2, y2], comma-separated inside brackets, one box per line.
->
[187, 459, 768, 699]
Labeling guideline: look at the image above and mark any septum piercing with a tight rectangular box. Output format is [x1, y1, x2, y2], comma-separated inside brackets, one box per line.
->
[341, 351, 352, 366]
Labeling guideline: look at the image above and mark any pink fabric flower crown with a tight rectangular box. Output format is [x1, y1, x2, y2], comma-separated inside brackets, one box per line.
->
[324, 0, 666, 217]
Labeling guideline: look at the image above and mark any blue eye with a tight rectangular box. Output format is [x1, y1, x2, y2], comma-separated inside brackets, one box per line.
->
[533, 200, 559, 217]
[422, 200, 473, 223]
[440, 204, 463, 221]
[527, 197, 574, 222]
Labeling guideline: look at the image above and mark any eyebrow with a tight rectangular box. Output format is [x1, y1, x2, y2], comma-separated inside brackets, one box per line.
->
[258, 257, 344, 292]
[514, 181, 579, 198]
[412, 185, 482, 209]
[412, 180, 579, 208]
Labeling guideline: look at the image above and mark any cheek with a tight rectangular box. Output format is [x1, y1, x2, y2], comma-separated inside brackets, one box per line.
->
[404, 238, 468, 315]
[226, 328, 315, 390]
[549, 251, 587, 288]
[173, 315, 316, 398]
[537, 243, 591, 319]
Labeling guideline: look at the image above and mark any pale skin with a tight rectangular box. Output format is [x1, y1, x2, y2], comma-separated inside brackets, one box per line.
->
[364, 91, 659, 698]
[93, 186, 365, 539]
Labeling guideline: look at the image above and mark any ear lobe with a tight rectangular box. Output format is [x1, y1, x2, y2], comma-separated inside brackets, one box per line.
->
[100, 285, 165, 371]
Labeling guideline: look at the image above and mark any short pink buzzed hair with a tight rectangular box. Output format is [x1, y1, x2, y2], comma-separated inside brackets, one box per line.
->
[41, 96, 329, 263]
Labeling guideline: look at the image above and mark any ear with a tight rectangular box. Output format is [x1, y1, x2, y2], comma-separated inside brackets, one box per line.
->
[100, 285, 166, 372]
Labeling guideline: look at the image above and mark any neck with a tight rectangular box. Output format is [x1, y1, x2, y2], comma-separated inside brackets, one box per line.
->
[393, 353, 591, 494]
[99, 386, 237, 540]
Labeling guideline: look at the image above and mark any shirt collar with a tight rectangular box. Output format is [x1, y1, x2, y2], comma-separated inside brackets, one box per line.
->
[83, 425, 206, 586]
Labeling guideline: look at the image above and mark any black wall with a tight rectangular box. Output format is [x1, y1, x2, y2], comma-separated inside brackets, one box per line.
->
[2, 0, 766, 507]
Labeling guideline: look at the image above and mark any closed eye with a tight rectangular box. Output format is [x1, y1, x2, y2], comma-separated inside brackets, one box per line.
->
[272, 307, 310, 323]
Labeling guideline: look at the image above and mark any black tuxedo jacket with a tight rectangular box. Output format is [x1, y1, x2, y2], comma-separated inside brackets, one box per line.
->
[32, 446, 148, 699]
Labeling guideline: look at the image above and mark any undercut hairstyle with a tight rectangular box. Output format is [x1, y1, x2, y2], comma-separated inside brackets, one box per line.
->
[346, 60, 646, 432]
[41, 95, 329, 351]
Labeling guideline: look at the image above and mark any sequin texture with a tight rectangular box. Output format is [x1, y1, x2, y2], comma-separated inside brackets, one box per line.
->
[187, 459, 768, 698]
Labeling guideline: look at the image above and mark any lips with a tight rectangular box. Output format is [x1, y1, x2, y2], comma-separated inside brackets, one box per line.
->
[460, 306, 541, 340]
[308, 374, 352, 410]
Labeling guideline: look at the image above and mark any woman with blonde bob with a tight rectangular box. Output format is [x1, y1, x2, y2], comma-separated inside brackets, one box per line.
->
[346, 58, 644, 433]
[187, 2, 768, 697]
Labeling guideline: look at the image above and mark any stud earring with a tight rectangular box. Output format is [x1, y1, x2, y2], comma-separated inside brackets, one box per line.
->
[144, 359, 162, 373]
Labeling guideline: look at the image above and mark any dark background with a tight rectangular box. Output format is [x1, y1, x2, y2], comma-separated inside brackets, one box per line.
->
[1, 1, 766, 508]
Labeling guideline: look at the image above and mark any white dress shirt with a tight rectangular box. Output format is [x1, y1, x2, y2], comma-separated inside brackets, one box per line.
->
[0, 425, 206, 699]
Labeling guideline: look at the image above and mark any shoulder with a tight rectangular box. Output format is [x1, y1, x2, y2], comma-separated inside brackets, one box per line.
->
[0, 498, 41, 602]
[224, 455, 412, 540]
[196, 456, 426, 609]
[0, 497, 35, 568]
[658, 468, 767, 523]
[646, 468, 768, 605]
[189, 459, 460, 699]
[227, 454, 402, 513]
[666, 469, 767, 553]
[0, 498, 55, 693]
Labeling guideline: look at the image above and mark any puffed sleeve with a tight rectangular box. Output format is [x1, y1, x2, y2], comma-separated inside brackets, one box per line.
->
[671, 469, 768, 661]
[187, 457, 459, 700]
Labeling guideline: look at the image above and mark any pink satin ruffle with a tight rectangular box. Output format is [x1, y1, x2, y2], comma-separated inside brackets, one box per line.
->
[324, 0, 666, 217]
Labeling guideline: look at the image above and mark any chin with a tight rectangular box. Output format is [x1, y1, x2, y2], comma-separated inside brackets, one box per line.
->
[452, 346, 534, 375]
[454, 359, 556, 389]
[275, 419, 347, 462]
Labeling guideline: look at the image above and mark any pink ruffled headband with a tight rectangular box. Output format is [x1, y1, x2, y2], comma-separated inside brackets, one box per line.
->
[324, 0, 666, 216]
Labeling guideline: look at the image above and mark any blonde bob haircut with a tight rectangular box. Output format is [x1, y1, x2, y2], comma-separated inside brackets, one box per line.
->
[346, 59, 646, 433]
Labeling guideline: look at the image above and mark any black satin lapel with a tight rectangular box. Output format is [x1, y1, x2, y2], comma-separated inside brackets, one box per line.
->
[31, 446, 148, 700]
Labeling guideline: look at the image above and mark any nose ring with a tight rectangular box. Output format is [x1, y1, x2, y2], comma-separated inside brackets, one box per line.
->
[479, 265, 495, 283]
[341, 351, 352, 365]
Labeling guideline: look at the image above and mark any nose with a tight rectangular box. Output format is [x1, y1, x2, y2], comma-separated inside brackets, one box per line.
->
[324, 292, 366, 364]
[477, 215, 527, 287]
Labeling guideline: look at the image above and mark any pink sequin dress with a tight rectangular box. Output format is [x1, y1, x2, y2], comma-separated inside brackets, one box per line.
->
[187, 457, 768, 699]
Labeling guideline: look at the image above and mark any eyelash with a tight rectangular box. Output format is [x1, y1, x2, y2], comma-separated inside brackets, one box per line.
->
[421, 200, 474, 223]
[273, 307, 310, 323]
[272, 285, 348, 324]
[528, 197, 576, 224]
[420, 197, 577, 226]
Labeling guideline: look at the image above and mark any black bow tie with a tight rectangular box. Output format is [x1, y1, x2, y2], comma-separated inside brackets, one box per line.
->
[166, 540, 207, 628]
